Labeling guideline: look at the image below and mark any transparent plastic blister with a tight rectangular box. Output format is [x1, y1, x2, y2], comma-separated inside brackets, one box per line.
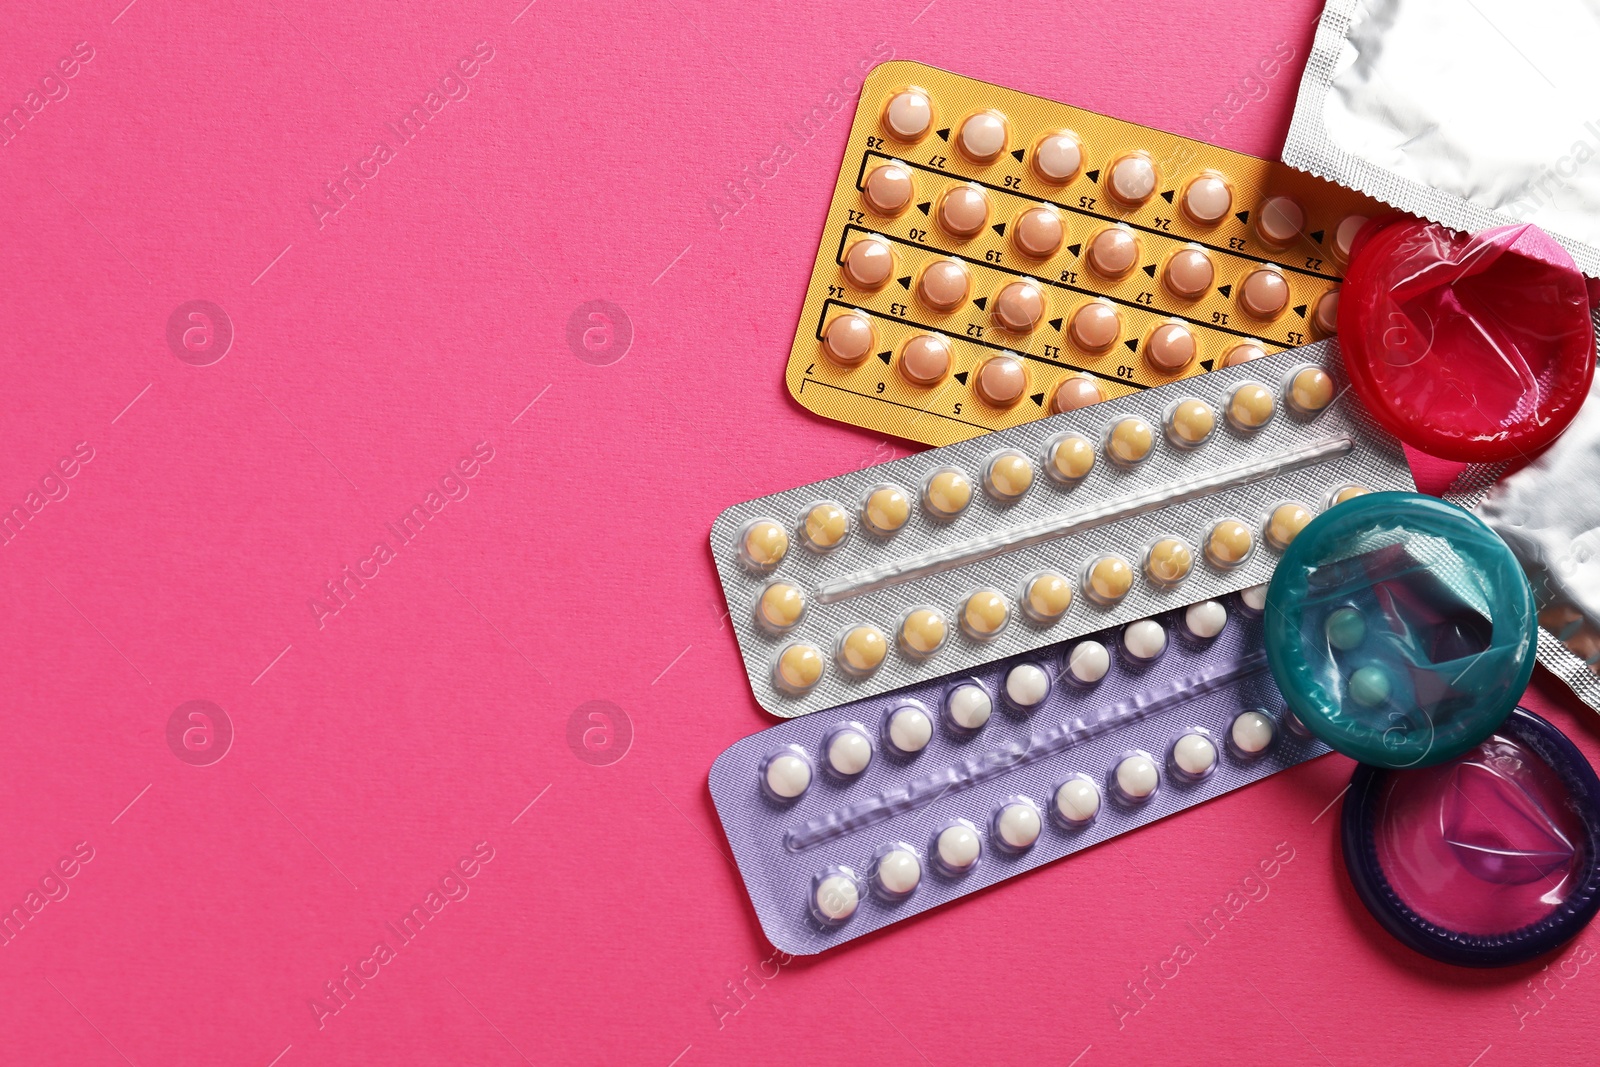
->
[709, 593, 1328, 955]
[712, 342, 1415, 717]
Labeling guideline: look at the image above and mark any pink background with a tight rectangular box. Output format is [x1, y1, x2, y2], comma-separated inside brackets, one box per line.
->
[1, 0, 1596, 1064]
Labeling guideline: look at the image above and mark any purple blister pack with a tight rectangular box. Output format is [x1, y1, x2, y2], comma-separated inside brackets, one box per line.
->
[709, 590, 1330, 954]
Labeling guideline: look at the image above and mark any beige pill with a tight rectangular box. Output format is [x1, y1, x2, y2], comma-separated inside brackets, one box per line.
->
[1288, 366, 1335, 414]
[1333, 215, 1369, 265]
[1266, 503, 1314, 550]
[1047, 434, 1095, 481]
[957, 110, 1008, 163]
[1257, 196, 1305, 247]
[1163, 249, 1214, 299]
[1239, 268, 1289, 319]
[774, 643, 824, 694]
[1013, 206, 1064, 258]
[757, 583, 805, 632]
[803, 502, 848, 549]
[1146, 323, 1196, 372]
[863, 485, 910, 535]
[1313, 289, 1340, 336]
[975, 355, 1026, 407]
[1032, 130, 1083, 183]
[962, 589, 1009, 638]
[1107, 417, 1154, 465]
[741, 520, 788, 568]
[883, 89, 932, 141]
[1167, 398, 1215, 446]
[822, 312, 875, 366]
[1145, 538, 1193, 586]
[1206, 520, 1254, 567]
[1069, 300, 1120, 352]
[1223, 343, 1268, 367]
[842, 237, 893, 290]
[923, 468, 972, 519]
[1085, 555, 1134, 605]
[897, 334, 950, 386]
[1087, 227, 1138, 278]
[899, 608, 948, 657]
[1228, 383, 1275, 429]
[1051, 376, 1103, 414]
[917, 260, 970, 312]
[985, 450, 1033, 501]
[1107, 153, 1157, 205]
[837, 625, 887, 675]
[1023, 572, 1073, 623]
[938, 184, 989, 238]
[993, 281, 1045, 332]
[1331, 485, 1370, 506]
[1182, 174, 1232, 225]
[862, 162, 914, 215]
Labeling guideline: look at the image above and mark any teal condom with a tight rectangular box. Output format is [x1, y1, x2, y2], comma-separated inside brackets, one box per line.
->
[1264, 492, 1536, 769]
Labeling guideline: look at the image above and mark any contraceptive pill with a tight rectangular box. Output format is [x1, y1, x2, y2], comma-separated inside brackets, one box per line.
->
[1122, 618, 1167, 661]
[995, 800, 1043, 850]
[886, 704, 933, 754]
[945, 682, 993, 731]
[1184, 600, 1228, 640]
[1051, 376, 1105, 414]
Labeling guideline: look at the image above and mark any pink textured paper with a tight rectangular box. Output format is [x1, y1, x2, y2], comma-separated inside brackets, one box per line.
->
[1, 1, 1595, 1064]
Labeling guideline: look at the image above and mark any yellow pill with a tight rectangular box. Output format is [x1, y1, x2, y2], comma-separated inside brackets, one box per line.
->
[1023, 572, 1073, 623]
[863, 485, 910, 535]
[837, 625, 888, 676]
[1228, 383, 1275, 430]
[986, 451, 1033, 501]
[1288, 367, 1335, 414]
[774, 644, 824, 694]
[1332, 484, 1370, 506]
[899, 608, 948, 657]
[1047, 435, 1095, 482]
[1167, 399, 1215, 447]
[1085, 555, 1133, 605]
[1267, 503, 1314, 550]
[803, 502, 848, 550]
[923, 468, 972, 519]
[1145, 538, 1193, 586]
[1206, 520, 1254, 568]
[741, 519, 788, 568]
[962, 589, 1010, 638]
[1107, 417, 1154, 466]
[756, 582, 805, 633]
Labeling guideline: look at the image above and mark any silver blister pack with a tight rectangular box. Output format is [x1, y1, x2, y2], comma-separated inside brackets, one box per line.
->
[1285, 0, 1600, 278]
[711, 341, 1415, 717]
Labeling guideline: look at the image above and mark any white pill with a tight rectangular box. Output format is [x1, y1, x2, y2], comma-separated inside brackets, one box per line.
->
[765, 753, 811, 799]
[1232, 711, 1275, 755]
[1005, 663, 1051, 709]
[1055, 778, 1101, 824]
[947, 683, 993, 730]
[1240, 584, 1268, 613]
[1109, 154, 1156, 203]
[1173, 733, 1217, 777]
[827, 729, 873, 776]
[958, 110, 1007, 162]
[1122, 619, 1167, 661]
[996, 802, 1042, 849]
[1116, 754, 1160, 799]
[885, 90, 932, 141]
[1184, 600, 1228, 639]
[937, 823, 981, 871]
[887, 706, 933, 754]
[1067, 641, 1110, 684]
[815, 874, 859, 921]
[876, 849, 922, 895]
[1033, 132, 1082, 182]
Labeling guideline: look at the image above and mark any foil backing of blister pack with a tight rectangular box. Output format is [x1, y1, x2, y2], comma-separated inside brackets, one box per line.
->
[1285, 0, 1600, 279]
[712, 341, 1415, 717]
[709, 594, 1326, 955]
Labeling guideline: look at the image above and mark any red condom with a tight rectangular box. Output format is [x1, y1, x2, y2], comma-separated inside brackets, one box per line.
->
[1338, 219, 1595, 462]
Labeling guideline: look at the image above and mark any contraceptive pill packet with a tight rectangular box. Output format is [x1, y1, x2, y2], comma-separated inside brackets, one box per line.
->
[714, 341, 1414, 717]
[710, 593, 1327, 955]
[788, 60, 1390, 447]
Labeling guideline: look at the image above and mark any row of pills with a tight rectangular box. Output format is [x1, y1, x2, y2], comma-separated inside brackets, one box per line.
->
[740, 364, 1346, 571]
[802, 705, 1283, 924]
[874, 87, 1364, 253]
